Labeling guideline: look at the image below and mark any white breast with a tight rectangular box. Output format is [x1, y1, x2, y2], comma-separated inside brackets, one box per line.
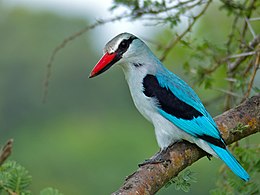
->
[121, 64, 190, 148]
[120, 62, 216, 156]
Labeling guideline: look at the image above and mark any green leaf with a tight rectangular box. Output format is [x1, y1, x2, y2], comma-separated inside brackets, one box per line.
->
[165, 169, 197, 192]
[181, 182, 190, 192]
[164, 180, 173, 188]
[0, 161, 32, 194]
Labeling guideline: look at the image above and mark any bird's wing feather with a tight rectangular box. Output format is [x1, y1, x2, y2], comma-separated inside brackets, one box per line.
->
[152, 71, 223, 143]
[156, 71, 213, 121]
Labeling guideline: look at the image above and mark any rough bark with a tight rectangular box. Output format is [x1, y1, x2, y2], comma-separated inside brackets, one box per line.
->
[112, 95, 260, 195]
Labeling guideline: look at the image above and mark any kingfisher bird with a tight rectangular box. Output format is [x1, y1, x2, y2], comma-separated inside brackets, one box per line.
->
[89, 32, 249, 181]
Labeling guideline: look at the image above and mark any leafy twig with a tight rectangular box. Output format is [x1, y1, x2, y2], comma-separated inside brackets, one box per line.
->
[159, 0, 212, 61]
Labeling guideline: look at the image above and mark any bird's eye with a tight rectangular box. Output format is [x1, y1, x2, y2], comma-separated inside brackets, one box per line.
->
[119, 40, 129, 50]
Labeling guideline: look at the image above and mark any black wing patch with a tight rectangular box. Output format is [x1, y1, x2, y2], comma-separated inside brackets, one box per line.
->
[143, 74, 203, 120]
[197, 134, 226, 149]
[143, 74, 226, 149]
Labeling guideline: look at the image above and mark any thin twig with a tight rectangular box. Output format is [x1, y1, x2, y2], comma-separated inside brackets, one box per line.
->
[226, 15, 239, 56]
[243, 58, 254, 76]
[224, 3, 244, 110]
[204, 63, 223, 74]
[226, 51, 257, 59]
[159, 0, 212, 61]
[228, 35, 260, 72]
[213, 87, 243, 98]
[242, 51, 260, 101]
[225, 34, 260, 109]
[249, 17, 260, 21]
[42, 14, 130, 103]
[241, 0, 257, 40]
[245, 17, 256, 38]
[225, 77, 238, 82]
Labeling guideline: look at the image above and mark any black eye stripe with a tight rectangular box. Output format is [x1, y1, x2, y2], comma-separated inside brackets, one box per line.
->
[116, 36, 137, 56]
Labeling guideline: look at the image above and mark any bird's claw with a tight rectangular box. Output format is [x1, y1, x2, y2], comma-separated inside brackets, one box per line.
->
[206, 153, 213, 161]
[138, 158, 165, 167]
[138, 148, 171, 167]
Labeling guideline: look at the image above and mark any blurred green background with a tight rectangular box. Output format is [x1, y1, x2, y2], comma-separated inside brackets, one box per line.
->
[0, 1, 259, 195]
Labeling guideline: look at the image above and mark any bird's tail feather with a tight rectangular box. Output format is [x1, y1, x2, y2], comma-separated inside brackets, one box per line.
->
[209, 143, 250, 181]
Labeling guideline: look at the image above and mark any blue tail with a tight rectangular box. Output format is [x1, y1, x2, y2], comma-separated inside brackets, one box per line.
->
[209, 144, 250, 181]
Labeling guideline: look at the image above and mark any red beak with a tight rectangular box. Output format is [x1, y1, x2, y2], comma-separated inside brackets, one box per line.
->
[89, 52, 117, 78]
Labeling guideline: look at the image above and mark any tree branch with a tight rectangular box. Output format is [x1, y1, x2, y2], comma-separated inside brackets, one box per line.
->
[112, 95, 260, 195]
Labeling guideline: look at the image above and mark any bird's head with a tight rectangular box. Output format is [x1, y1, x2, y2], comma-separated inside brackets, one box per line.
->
[89, 32, 149, 78]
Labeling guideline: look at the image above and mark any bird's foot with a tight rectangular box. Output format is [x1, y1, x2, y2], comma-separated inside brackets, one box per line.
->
[138, 157, 169, 167]
[138, 148, 171, 167]
[206, 153, 213, 161]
